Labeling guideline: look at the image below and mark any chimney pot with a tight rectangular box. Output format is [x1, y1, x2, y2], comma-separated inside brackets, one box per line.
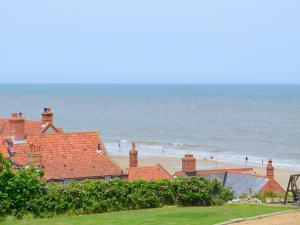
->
[42, 107, 53, 124]
[129, 142, 138, 167]
[44, 108, 51, 113]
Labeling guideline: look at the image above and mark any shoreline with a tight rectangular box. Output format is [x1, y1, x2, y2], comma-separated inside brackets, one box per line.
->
[105, 141, 300, 173]
[111, 155, 293, 189]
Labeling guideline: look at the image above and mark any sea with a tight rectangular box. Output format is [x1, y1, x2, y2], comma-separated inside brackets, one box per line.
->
[0, 84, 299, 171]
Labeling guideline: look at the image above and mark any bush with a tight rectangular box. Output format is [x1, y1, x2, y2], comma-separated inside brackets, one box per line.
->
[0, 153, 46, 218]
[0, 153, 234, 219]
[253, 190, 284, 203]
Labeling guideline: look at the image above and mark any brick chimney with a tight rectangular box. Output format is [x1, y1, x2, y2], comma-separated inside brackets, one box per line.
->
[28, 144, 43, 168]
[129, 143, 138, 167]
[266, 159, 274, 179]
[9, 113, 25, 141]
[42, 107, 53, 124]
[182, 154, 196, 172]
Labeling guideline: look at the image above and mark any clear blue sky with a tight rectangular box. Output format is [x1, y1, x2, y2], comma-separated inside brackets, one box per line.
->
[0, 1, 299, 83]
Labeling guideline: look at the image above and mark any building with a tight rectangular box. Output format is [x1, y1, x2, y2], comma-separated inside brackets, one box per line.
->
[175, 154, 285, 197]
[126, 143, 173, 181]
[0, 108, 127, 182]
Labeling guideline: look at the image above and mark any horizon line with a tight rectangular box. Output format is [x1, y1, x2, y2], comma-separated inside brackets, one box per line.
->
[0, 82, 300, 85]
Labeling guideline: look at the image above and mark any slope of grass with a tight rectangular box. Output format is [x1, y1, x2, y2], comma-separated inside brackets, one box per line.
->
[2, 204, 296, 225]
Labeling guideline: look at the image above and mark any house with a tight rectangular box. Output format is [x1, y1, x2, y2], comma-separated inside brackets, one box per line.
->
[0, 108, 127, 182]
[174, 154, 285, 197]
[126, 143, 173, 181]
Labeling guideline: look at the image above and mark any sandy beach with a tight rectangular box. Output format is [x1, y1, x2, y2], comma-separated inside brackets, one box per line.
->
[111, 155, 293, 189]
[230, 211, 300, 225]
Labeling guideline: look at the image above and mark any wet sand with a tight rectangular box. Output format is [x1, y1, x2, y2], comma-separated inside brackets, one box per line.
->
[111, 155, 294, 189]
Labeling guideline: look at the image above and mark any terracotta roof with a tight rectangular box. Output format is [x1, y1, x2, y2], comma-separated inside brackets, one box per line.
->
[126, 164, 173, 181]
[1, 131, 127, 180]
[0, 141, 9, 158]
[41, 123, 62, 134]
[0, 112, 126, 181]
[0, 118, 61, 138]
[260, 178, 286, 196]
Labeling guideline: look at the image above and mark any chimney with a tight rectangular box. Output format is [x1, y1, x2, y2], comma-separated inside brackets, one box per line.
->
[129, 142, 138, 167]
[266, 159, 274, 179]
[28, 144, 43, 168]
[182, 154, 196, 172]
[9, 113, 25, 141]
[42, 107, 53, 124]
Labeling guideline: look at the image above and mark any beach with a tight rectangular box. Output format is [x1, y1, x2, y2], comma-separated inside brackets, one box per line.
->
[1, 84, 299, 174]
[111, 155, 292, 189]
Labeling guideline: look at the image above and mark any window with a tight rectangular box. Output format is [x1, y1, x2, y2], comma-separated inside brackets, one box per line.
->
[105, 176, 111, 181]
[63, 179, 71, 185]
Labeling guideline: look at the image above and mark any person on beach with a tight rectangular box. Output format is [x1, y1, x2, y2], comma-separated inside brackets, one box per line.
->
[245, 156, 248, 166]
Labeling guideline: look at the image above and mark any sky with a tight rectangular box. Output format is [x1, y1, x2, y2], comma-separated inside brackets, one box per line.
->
[0, 1, 299, 84]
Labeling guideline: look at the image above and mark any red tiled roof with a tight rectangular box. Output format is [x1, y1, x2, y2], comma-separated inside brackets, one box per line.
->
[41, 123, 62, 134]
[126, 164, 173, 181]
[1, 131, 127, 180]
[260, 178, 286, 195]
[0, 118, 59, 138]
[0, 112, 126, 181]
[0, 141, 9, 158]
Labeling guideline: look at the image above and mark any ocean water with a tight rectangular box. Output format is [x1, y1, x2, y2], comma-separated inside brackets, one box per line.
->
[0, 84, 300, 171]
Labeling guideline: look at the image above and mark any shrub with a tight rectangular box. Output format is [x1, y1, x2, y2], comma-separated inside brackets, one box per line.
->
[0, 153, 46, 218]
[0, 153, 234, 219]
[253, 190, 284, 203]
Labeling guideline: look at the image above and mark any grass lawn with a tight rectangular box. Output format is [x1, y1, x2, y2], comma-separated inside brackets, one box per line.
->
[2, 204, 297, 225]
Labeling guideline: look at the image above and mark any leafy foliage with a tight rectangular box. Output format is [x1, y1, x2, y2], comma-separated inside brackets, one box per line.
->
[0, 153, 233, 219]
[0, 153, 46, 218]
[253, 190, 285, 203]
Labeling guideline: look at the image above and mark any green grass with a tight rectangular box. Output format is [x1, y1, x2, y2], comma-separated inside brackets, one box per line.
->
[2, 204, 297, 225]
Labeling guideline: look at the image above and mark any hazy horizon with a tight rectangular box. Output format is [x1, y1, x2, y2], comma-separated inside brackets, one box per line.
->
[1, 82, 300, 85]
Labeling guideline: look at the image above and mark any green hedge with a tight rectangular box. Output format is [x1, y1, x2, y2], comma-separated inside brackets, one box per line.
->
[0, 154, 46, 218]
[0, 153, 234, 219]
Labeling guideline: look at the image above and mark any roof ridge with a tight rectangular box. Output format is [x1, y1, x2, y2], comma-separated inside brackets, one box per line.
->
[228, 170, 267, 178]
[107, 155, 128, 175]
[128, 165, 159, 169]
[156, 164, 173, 178]
[0, 118, 42, 123]
[33, 130, 100, 136]
[194, 167, 255, 174]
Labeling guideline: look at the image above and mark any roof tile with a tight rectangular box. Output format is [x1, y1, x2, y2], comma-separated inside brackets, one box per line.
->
[127, 164, 173, 181]
[0, 115, 126, 180]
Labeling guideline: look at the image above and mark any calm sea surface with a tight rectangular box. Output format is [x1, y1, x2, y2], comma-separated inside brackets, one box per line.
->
[0, 84, 300, 171]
